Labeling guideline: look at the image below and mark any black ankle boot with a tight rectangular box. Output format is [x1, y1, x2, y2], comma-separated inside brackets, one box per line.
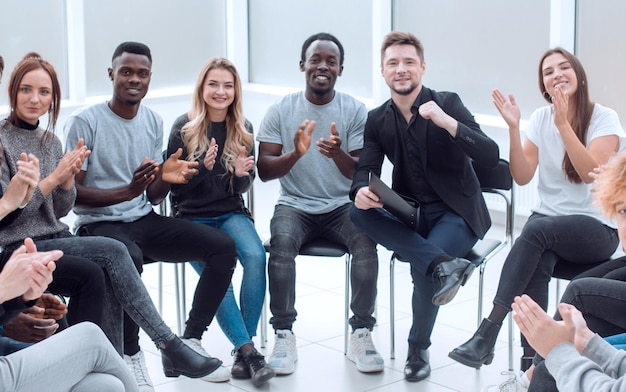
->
[448, 318, 501, 368]
[161, 337, 222, 378]
[244, 348, 275, 387]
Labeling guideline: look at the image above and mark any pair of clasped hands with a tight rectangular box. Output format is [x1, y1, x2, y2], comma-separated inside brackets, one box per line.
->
[0, 238, 65, 342]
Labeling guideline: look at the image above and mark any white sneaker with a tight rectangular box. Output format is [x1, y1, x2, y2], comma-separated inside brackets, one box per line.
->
[124, 351, 155, 392]
[180, 338, 230, 382]
[268, 329, 297, 375]
[347, 327, 385, 372]
[482, 371, 530, 392]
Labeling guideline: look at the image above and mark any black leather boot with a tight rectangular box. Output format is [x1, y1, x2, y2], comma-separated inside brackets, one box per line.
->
[405, 347, 430, 382]
[161, 336, 222, 378]
[448, 318, 501, 368]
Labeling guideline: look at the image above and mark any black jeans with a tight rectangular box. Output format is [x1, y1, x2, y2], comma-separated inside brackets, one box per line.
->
[493, 213, 618, 349]
[78, 210, 237, 354]
[267, 204, 379, 331]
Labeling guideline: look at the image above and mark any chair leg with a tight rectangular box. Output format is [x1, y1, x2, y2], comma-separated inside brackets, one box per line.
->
[508, 313, 514, 371]
[478, 261, 485, 327]
[344, 254, 351, 355]
[260, 299, 267, 348]
[158, 262, 163, 315]
[179, 263, 187, 335]
[174, 264, 182, 335]
[390, 254, 395, 360]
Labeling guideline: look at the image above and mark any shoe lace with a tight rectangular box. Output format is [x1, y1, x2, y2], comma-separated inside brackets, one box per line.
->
[271, 332, 295, 356]
[352, 330, 377, 355]
[246, 351, 269, 373]
[497, 371, 522, 392]
[126, 355, 151, 386]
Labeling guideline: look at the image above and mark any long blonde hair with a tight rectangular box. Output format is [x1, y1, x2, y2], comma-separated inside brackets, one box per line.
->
[181, 57, 252, 178]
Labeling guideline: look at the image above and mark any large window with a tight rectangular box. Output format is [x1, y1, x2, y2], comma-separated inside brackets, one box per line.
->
[0, 1, 67, 107]
[248, 0, 373, 99]
[577, 1, 626, 129]
[393, 0, 550, 118]
[83, 1, 226, 97]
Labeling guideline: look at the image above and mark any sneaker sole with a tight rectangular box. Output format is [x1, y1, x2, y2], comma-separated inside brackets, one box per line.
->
[268, 360, 296, 375]
[346, 349, 385, 373]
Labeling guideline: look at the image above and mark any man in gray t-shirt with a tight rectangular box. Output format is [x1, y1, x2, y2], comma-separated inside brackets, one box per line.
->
[256, 32, 381, 375]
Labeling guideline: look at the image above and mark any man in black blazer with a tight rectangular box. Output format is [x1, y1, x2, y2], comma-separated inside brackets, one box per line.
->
[349, 31, 499, 382]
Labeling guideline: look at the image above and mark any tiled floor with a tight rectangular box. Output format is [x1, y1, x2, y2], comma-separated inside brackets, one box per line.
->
[136, 178, 555, 392]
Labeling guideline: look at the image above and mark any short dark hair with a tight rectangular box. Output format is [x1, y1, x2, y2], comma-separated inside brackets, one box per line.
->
[0, 55, 4, 76]
[300, 32, 344, 65]
[111, 41, 152, 64]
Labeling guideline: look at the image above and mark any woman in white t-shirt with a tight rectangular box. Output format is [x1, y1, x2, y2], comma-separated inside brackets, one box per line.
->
[449, 47, 624, 374]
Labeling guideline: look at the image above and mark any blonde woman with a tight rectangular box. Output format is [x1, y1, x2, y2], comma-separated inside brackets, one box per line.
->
[167, 57, 273, 387]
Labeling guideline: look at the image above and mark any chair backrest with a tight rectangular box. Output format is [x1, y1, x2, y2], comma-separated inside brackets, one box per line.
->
[472, 158, 513, 191]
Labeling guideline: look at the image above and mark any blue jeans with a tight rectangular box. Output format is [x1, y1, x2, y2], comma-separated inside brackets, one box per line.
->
[605, 333, 626, 350]
[34, 234, 176, 355]
[350, 202, 477, 349]
[0, 322, 136, 392]
[188, 212, 266, 351]
[0, 336, 31, 356]
[268, 204, 379, 331]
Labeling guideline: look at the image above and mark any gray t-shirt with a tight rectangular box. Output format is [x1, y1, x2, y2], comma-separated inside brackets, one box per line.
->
[256, 91, 367, 214]
[64, 102, 163, 226]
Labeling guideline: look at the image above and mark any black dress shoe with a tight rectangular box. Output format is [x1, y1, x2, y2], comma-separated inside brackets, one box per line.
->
[448, 318, 501, 368]
[231, 351, 251, 379]
[431, 257, 475, 306]
[161, 337, 222, 378]
[405, 347, 430, 382]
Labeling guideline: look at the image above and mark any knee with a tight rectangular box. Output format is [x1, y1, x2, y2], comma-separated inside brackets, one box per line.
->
[94, 236, 144, 273]
[561, 277, 591, 301]
[268, 232, 300, 259]
[73, 322, 108, 344]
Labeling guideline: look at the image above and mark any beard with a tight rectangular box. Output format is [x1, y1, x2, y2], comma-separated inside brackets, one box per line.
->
[391, 82, 418, 96]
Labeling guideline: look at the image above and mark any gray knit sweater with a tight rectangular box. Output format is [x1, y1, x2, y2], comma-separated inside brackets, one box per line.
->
[0, 120, 75, 247]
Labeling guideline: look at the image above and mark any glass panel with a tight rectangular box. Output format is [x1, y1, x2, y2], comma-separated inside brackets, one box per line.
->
[0, 1, 66, 106]
[393, 0, 550, 117]
[248, 0, 372, 98]
[83, 0, 226, 96]
[577, 1, 626, 129]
